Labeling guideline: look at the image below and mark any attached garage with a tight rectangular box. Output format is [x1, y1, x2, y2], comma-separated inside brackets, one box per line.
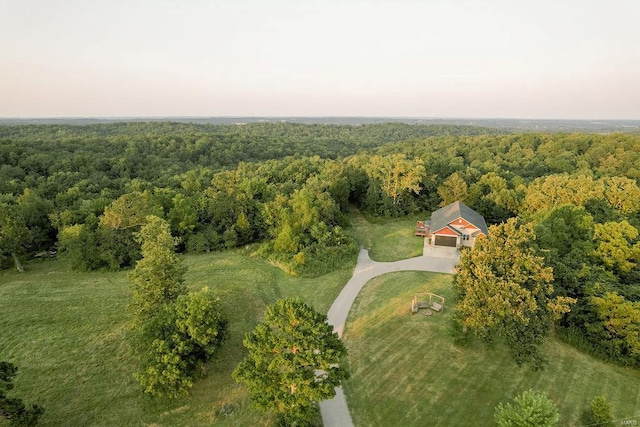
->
[425, 201, 488, 249]
[434, 235, 457, 247]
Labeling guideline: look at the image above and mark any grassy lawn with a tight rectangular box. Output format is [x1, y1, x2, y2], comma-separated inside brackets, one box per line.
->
[349, 211, 426, 262]
[6, 216, 638, 427]
[0, 247, 354, 426]
[342, 271, 640, 427]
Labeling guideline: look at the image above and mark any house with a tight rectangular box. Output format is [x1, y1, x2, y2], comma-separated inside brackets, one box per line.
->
[422, 201, 488, 248]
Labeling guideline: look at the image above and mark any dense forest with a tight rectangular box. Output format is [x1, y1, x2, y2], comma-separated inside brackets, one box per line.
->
[1, 122, 639, 368]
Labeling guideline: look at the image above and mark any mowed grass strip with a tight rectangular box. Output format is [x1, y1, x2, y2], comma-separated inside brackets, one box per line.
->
[342, 271, 640, 427]
[349, 212, 425, 262]
[0, 265, 141, 426]
[0, 247, 354, 426]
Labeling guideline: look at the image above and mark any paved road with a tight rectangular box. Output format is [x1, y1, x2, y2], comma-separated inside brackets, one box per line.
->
[319, 241, 459, 427]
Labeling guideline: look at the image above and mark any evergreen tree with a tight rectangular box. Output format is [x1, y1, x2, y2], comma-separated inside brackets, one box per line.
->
[494, 389, 559, 427]
[129, 216, 187, 324]
[581, 396, 614, 427]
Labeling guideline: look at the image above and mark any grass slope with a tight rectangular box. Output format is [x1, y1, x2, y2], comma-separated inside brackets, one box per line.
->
[5, 216, 638, 427]
[342, 271, 640, 427]
[349, 212, 425, 262]
[0, 247, 354, 426]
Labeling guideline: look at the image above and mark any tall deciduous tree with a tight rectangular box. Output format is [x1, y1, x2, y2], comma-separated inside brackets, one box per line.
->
[129, 216, 187, 324]
[233, 298, 349, 425]
[602, 176, 640, 215]
[16, 188, 54, 253]
[365, 154, 425, 205]
[100, 191, 162, 230]
[135, 287, 228, 398]
[593, 220, 640, 274]
[0, 203, 29, 272]
[533, 205, 595, 297]
[453, 218, 575, 368]
[168, 193, 198, 239]
[438, 172, 469, 207]
[261, 186, 355, 276]
[95, 191, 163, 270]
[522, 174, 604, 215]
[586, 292, 640, 365]
[57, 215, 103, 271]
[467, 172, 518, 223]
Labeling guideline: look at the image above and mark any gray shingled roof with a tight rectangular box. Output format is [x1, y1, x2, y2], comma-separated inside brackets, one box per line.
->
[430, 201, 489, 236]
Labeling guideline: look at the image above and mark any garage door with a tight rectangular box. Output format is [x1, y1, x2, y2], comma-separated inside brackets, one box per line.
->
[435, 235, 457, 247]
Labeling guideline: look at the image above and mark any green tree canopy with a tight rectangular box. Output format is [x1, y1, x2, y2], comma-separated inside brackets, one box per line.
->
[260, 186, 356, 276]
[0, 361, 44, 426]
[533, 205, 595, 297]
[0, 202, 29, 272]
[16, 188, 54, 253]
[135, 287, 228, 398]
[467, 172, 518, 223]
[233, 298, 349, 425]
[602, 176, 640, 215]
[438, 171, 469, 207]
[593, 220, 640, 274]
[494, 389, 559, 427]
[56, 215, 103, 271]
[581, 396, 614, 427]
[522, 174, 604, 215]
[453, 218, 575, 368]
[354, 153, 427, 216]
[364, 154, 425, 205]
[129, 215, 187, 324]
[586, 292, 640, 366]
[100, 191, 162, 230]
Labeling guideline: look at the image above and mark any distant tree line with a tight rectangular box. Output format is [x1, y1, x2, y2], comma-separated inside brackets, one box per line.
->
[0, 122, 497, 275]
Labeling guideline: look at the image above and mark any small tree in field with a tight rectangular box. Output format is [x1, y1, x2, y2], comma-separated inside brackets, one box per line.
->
[233, 298, 349, 425]
[581, 396, 614, 427]
[129, 215, 187, 324]
[453, 218, 575, 368]
[494, 389, 559, 427]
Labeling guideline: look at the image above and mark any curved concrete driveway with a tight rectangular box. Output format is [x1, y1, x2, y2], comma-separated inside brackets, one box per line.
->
[319, 242, 459, 427]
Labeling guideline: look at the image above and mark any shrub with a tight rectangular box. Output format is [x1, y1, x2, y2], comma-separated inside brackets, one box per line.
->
[494, 389, 559, 427]
[581, 396, 614, 427]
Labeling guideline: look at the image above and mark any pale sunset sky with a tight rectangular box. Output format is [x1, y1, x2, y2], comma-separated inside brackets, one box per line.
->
[1, 0, 639, 119]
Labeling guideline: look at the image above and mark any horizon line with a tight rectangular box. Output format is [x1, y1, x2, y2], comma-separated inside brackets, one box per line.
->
[1, 115, 640, 122]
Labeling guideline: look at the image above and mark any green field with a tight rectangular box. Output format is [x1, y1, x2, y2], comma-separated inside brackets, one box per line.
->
[349, 213, 425, 262]
[342, 271, 640, 426]
[3, 219, 640, 426]
[0, 247, 354, 426]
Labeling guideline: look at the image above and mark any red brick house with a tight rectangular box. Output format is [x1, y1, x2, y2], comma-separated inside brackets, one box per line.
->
[420, 201, 488, 248]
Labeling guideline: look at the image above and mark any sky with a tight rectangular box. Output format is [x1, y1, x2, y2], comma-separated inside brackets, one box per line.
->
[1, 0, 639, 119]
